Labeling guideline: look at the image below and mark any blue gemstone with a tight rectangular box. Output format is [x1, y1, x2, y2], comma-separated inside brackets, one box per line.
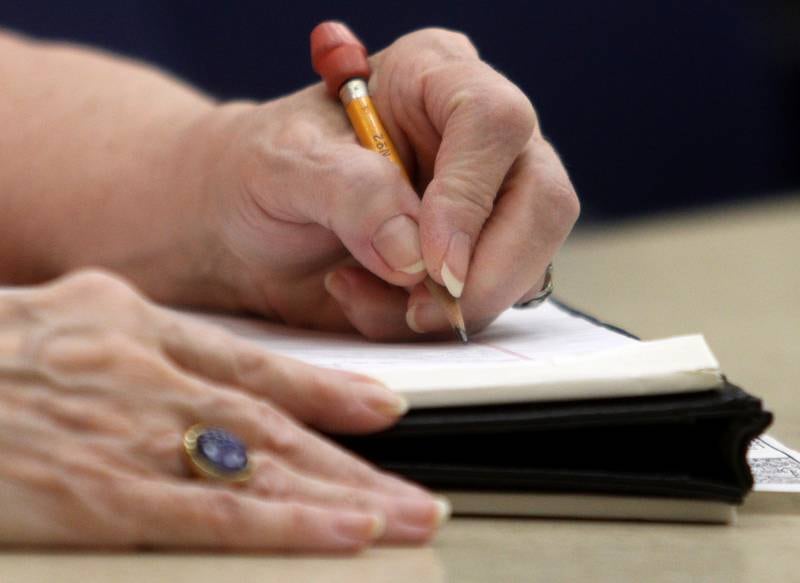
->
[196, 428, 248, 473]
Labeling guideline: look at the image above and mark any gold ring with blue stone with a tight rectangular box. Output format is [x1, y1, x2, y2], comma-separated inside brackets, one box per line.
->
[183, 424, 253, 483]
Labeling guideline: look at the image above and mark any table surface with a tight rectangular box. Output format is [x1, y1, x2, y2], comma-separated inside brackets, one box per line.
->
[3, 195, 799, 582]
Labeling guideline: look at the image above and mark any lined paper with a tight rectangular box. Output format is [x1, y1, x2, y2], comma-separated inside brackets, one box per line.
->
[199, 301, 722, 407]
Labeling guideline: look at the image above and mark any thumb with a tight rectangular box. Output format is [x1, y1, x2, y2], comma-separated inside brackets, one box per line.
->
[291, 144, 426, 287]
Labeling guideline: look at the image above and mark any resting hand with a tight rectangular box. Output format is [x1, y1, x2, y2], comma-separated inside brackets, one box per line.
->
[0, 270, 445, 551]
[191, 27, 579, 340]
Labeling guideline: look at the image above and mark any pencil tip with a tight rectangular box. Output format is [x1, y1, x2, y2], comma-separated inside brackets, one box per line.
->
[454, 327, 469, 344]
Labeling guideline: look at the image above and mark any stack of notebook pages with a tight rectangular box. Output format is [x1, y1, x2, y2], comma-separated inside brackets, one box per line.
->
[205, 300, 773, 524]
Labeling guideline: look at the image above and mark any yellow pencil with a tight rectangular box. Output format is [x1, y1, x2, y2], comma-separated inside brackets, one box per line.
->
[311, 21, 467, 342]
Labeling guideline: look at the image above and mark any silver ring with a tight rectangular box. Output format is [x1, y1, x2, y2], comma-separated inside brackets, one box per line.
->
[513, 263, 553, 309]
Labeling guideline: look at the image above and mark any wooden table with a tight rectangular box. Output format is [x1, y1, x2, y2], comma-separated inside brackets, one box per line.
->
[3, 196, 799, 582]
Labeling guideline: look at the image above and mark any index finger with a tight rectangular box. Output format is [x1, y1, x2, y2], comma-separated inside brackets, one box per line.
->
[373, 30, 537, 300]
[419, 59, 536, 298]
[154, 308, 409, 433]
[405, 137, 579, 334]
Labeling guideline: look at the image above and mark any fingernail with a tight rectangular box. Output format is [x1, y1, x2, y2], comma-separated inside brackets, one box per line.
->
[405, 304, 424, 333]
[372, 215, 425, 274]
[358, 381, 410, 417]
[405, 302, 447, 334]
[324, 271, 349, 303]
[334, 512, 386, 542]
[394, 496, 450, 532]
[434, 497, 452, 527]
[441, 231, 471, 298]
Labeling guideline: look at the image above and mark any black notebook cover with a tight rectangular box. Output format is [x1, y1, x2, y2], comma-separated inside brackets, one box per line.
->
[337, 381, 772, 504]
[333, 304, 773, 505]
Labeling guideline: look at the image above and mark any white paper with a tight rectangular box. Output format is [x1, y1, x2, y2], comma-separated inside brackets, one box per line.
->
[201, 301, 723, 407]
[203, 301, 638, 371]
[748, 435, 800, 492]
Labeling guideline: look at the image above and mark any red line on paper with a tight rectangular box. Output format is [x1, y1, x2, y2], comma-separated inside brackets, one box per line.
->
[472, 341, 533, 361]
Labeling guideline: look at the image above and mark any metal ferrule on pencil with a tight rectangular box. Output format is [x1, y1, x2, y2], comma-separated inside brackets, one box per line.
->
[339, 78, 369, 106]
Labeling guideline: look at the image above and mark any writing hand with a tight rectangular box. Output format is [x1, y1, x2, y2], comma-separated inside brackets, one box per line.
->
[197, 27, 578, 339]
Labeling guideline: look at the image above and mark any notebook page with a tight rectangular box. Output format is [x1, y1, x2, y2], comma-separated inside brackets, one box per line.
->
[200, 301, 636, 372]
[198, 301, 722, 406]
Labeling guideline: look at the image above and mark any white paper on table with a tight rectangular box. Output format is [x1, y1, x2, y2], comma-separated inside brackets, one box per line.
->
[748, 435, 800, 492]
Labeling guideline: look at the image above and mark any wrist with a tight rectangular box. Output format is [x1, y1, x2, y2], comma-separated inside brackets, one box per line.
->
[151, 100, 261, 311]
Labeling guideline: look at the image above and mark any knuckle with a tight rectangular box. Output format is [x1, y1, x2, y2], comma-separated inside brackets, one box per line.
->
[157, 318, 196, 361]
[538, 160, 581, 229]
[349, 460, 383, 489]
[136, 430, 182, 473]
[95, 333, 148, 371]
[269, 115, 318, 155]
[204, 490, 246, 540]
[169, 320, 240, 379]
[237, 113, 324, 221]
[556, 182, 581, 228]
[293, 146, 365, 230]
[82, 277, 146, 320]
[333, 148, 400, 197]
[284, 502, 313, 536]
[325, 150, 409, 235]
[89, 476, 136, 533]
[342, 489, 371, 510]
[232, 342, 269, 381]
[55, 269, 138, 303]
[497, 86, 537, 140]
[431, 174, 496, 222]
[252, 458, 291, 499]
[413, 28, 478, 57]
[196, 390, 242, 421]
[261, 406, 302, 457]
[472, 85, 536, 146]
[157, 317, 188, 343]
[328, 149, 365, 194]
[21, 312, 156, 386]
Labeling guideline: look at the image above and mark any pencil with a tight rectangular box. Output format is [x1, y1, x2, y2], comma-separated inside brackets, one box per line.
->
[311, 21, 468, 343]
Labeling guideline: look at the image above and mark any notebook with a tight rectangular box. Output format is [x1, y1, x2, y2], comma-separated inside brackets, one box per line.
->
[202, 300, 772, 523]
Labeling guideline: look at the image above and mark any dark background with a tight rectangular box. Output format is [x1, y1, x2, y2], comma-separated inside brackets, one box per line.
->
[3, 1, 798, 220]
